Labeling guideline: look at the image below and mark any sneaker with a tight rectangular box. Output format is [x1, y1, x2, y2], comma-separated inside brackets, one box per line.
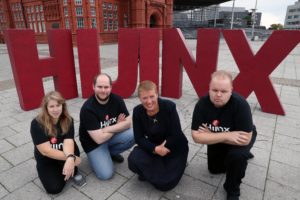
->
[73, 173, 87, 187]
[111, 154, 124, 163]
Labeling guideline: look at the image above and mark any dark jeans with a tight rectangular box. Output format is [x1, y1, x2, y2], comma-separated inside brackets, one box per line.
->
[207, 130, 257, 196]
[36, 142, 80, 194]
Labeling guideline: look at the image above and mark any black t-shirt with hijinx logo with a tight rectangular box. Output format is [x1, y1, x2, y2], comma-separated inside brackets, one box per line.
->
[30, 118, 75, 163]
[79, 93, 129, 153]
[191, 92, 256, 150]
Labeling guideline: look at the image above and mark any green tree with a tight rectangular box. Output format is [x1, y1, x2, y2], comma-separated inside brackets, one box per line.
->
[269, 24, 283, 30]
[243, 15, 252, 26]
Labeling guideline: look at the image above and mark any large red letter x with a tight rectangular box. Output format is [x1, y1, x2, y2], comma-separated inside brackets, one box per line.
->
[223, 30, 300, 115]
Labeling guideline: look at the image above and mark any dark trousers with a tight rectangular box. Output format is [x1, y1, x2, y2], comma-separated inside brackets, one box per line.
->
[128, 146, 188, 191]
[207, 131, 257, 196]
[36, 142, 80, 194]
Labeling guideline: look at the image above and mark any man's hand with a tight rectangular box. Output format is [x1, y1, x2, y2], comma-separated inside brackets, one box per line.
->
[226, 131, 252, 146]
[117, 113, 126, 123]
[198, 123, 211, 133]
[154, 140, 171, 157]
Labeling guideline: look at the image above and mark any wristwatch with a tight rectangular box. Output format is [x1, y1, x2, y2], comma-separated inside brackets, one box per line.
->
[67, 154, 76, 161]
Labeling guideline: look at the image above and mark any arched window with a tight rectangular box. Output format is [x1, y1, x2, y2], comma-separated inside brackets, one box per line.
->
[150, 14, 156, 27]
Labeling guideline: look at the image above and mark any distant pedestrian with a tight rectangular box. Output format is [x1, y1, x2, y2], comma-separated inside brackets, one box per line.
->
[191, 70, 256, 200]
[30, 91, 85, 194]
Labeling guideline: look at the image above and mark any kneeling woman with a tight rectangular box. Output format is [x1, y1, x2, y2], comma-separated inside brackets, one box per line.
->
[128, 81, 189, 191]
[30, 91, 82, 194]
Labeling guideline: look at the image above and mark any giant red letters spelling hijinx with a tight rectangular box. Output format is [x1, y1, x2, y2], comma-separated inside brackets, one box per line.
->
[5, 29, 78, 110]
[5, 28, 300, 115]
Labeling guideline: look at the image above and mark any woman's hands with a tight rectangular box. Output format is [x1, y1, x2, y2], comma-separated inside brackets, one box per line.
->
[62, 156, 81, 181]
[154, 140, 170, 157]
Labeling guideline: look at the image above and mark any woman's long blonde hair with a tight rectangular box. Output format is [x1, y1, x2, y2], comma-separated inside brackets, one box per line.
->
[36, 91, 72, 137]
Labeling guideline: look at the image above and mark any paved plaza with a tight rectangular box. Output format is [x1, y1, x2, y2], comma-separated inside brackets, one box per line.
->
[0, 38, 300, 200]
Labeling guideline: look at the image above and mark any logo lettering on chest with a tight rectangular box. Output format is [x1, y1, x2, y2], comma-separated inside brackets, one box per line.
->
[100, 117, 117, 128]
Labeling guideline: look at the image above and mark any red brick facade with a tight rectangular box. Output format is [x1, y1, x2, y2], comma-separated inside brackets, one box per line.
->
[0, 0, 173, 43]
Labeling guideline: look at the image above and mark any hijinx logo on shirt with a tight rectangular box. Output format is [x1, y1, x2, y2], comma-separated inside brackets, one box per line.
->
[100, 114, 117, 128]
[52, 143, 63, 150]
[207, 119, 230, 132]
[50, 137, 63, 150]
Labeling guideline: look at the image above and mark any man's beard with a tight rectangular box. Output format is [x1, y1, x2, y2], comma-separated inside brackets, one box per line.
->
[96, 94, 110, 102]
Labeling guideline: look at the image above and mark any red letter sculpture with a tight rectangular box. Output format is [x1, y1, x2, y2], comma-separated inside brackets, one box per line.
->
[223, 30, 300, 115]
[112, 28, 160, 97]
[5, 28, 300, 115]
[5, 29, 78, 110]
[161, 28, 220, 97]
[77, 29, 101, 98]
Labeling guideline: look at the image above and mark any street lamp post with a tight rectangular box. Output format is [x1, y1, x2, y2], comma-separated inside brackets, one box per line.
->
[214, 4, 218, 28]
[251, 0, 258, 41]
[230, 0, 236, 29]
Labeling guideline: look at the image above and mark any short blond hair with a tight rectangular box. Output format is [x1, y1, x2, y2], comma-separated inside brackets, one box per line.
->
[138, 80, 157, 97]
[210, 70, 233, 86]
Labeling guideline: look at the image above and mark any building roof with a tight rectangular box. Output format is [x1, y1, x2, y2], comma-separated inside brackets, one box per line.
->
[218, 6, 246, 12]
[174, 0, 231, 10]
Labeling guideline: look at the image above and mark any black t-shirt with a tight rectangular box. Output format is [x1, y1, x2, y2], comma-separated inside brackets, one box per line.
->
[133, 98, 188, 155]
[30, 118, 75, 163]
[79, 93, 130, 153]
[192, 92, 256, 135]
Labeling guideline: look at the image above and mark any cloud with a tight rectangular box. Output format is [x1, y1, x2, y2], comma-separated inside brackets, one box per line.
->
[261, 13, 283, 28]
[220, 0, 295, 28]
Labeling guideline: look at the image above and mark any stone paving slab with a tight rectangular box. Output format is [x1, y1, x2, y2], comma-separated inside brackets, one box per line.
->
[0, 140, 14, 154]
[268, 161, 300, 191]
[264, 180, 300, 200]
[2, 142, 34, 166]
[1, 40, 300, 200]
[1, 183, 51, 200]
[0, 183, 8, 199]
[0, 159, 37, 192]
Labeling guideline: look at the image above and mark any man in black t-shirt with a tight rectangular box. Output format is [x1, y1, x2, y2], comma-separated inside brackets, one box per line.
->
[191, 70, 256, 200]
[79, 73, 134, 180]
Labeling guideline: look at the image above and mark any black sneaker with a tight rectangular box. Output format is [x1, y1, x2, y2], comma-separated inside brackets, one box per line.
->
[73, 173, 87, 187]
[111, 154, 124, 163]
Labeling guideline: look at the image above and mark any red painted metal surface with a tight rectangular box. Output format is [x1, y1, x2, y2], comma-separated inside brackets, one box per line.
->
[5, 29, 77, 111]
[5, 28, 300, 115]
[77, 29, 101, 98]
[223, 30, 300, 115]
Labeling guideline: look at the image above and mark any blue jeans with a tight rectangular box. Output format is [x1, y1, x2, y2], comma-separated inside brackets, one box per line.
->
[87, 128, 134, 180]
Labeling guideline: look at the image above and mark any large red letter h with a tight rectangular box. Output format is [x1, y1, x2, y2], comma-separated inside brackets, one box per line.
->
[5, 29, 78, 110]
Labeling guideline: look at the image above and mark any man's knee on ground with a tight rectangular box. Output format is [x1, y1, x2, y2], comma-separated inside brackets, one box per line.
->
[95, 170, 114, 180]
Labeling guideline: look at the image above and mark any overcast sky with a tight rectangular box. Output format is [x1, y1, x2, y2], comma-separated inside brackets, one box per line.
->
[220, 0, 297, 28]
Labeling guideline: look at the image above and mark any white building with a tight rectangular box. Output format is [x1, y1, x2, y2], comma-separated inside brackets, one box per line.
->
[284, 0, 300, 29]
